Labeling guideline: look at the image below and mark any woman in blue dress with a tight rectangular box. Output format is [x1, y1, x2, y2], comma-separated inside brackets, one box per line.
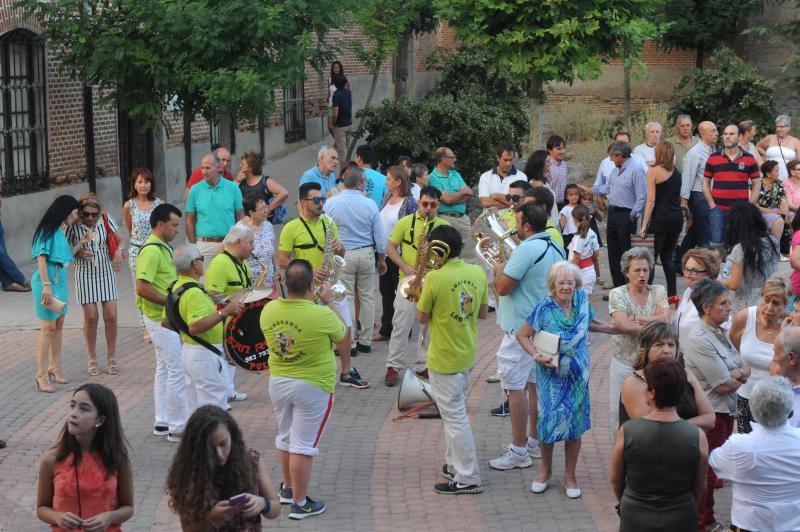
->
[32, 195, 87, 393]
[517, 260, 617, 499]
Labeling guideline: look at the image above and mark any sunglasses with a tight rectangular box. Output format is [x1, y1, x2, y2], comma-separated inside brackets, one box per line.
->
[419, 200, 439, 208]
[304, 196, 326, 205]
[81, 211, 100, 218]
[505, 194, 523, 203]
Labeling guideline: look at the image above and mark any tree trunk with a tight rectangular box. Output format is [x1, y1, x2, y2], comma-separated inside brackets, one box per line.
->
[346, 67, 380, 162]
[527, 76, 545, 150]
[394, 32, 413, 98]
[696, 44, 705, 69]
[623, 62, 632, 130]
[82, 84, 96, 194]
[183, 112, 192, 179]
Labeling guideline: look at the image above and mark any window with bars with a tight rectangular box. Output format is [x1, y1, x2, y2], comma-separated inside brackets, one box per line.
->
[0, 29, 48, 197]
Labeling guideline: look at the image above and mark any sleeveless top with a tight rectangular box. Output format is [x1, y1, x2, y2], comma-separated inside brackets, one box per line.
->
[52, 452, 120, 531]
[737, 305, 775, 400]
[651, 169, 682, 227]
[766, 145, 797, 181]
[129, 197, 161, 248]
[619, 371, 699, 427]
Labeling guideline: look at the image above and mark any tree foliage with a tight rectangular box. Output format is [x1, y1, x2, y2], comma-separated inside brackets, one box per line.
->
[359, 47, 527, 184]
[658, 0, 763, 69]
[669, 48, 776, 133]
[17, 0, 346, 128]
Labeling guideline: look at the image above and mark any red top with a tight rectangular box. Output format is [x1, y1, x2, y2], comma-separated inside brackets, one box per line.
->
[52, 452, 120, 531]
[704, 150, 760, 211]
[186, 167, 234, 189]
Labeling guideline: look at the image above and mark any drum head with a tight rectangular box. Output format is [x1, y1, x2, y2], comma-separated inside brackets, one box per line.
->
[224, 297, 272, 371]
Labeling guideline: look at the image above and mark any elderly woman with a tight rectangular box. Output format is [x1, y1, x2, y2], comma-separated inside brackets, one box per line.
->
[517, 261, 616, 498]
[236, 151, 288, 224]
[238, 193, 278, 290]
[619, 322, 715, 431]
[66, 193, 126, 377]
[721, 202, 780, 312]
[729, 275, 789, 434]
[608, 247, 670, 435]
[611, 357, 709, 532]
[709, 376, 800, 532]
[684, 278, 751, 531]
[675, 248, 721, 349]
[757, 114, 800, 181]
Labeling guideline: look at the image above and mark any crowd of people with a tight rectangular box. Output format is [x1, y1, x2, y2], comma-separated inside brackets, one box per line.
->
[3, 90, 800, 529]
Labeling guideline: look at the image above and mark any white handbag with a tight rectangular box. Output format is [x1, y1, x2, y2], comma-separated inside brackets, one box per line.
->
[533, 330, 560, 369]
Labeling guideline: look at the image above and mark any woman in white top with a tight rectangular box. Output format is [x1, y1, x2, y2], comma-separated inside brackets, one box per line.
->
[728, 276, 788, 433]
[674, 247, 721, 351]
[757, 114, 800, 181]
[375, 166, 418, 342]
[559, 184, 580, 250]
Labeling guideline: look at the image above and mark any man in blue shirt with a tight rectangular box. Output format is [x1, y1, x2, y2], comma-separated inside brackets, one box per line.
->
[324, 166, 388, 354]
[300, 146, 339, 197]
[592, 141, 646, 287]
[329, 74, 352, 170]
[428, 146, 476, 262]
[355, 144, 387, 207]
[489, 203, 565, 470]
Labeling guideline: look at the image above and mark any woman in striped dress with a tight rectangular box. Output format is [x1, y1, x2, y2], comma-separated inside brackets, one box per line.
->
[122, 167, 161, 340]
[67, 193, 126, 376]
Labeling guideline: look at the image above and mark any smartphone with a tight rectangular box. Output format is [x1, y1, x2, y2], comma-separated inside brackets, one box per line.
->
[228, 493, 248, 506]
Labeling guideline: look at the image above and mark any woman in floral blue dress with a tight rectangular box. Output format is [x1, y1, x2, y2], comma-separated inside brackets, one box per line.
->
[517, 261, 617, 499]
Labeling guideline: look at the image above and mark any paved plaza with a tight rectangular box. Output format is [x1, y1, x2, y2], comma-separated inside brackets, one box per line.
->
[0, 141, 732, 531]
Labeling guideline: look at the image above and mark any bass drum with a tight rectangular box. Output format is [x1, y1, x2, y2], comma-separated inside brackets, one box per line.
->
[223, 287, 277, 371]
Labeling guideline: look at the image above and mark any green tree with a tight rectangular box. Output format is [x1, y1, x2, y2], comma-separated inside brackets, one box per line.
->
[669, 47, 776, 133]
[658, 0, 763, 69]
[17, 0, 345, 129]
[437, 0, 662, 146]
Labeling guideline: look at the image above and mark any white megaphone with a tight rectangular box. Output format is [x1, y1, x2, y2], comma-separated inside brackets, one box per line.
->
[396, 369, 439, 419]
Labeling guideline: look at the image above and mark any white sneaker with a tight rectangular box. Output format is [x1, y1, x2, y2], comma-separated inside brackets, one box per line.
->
[500, 440, 541, 459]
[229, 391, 247, 401]
[486, 373, 501, 383]
[489, 448, 533, 470]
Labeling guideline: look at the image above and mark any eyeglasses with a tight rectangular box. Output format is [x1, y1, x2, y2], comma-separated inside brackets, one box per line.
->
[684, 268, 707, 276]
[191, 257, 203, 263]
[419, 200, 439, 208]
[505, 194, 523, 203]
[303, 196, 326, 205]
[81, 211, 100, 218]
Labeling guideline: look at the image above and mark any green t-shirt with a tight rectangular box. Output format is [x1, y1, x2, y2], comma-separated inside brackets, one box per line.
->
[260, 298, 346, 393]
[278, 214, 340, 269]
[135, 234, 176, 321]
[417, 259, 488, 374]
[185, 177, 243, 238]
[428, 167, 468, 215]
[500, 212, 565, 247]
[205, 249, 253, 296]
[173, 275, 223, 346]
[388, 212, 449, 279]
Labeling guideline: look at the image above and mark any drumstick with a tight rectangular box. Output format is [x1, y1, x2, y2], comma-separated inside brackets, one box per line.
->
[251, 254, 270, 289]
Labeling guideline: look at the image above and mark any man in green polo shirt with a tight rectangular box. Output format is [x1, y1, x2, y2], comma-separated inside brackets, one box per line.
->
[417, 224, 488, 495]
[134, 203, 187, 442]
[383, 186, 449, 386]
[186, 152, 244, 268]
[261, 259, 346, 519]
[170, 244, 244, 414]
[278, 181, 367, 389]
[205, 223, 255, 402]
[428, 146, 475, 262]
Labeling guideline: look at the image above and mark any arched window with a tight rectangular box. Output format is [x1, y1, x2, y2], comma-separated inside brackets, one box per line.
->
[0, 29, 48, 197]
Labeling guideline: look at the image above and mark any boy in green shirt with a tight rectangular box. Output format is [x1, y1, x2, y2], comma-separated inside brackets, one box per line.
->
[417, 225, 488, 495]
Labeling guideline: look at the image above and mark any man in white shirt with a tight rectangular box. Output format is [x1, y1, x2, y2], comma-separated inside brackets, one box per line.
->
[478, 143, 527, 211]
[771, 328, 800, 428]
[709, 376, 800, 532]
[633, 121, 662, 167]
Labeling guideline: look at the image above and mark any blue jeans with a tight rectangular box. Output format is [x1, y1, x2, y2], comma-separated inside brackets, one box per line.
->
[0, 219, 25, 288]
[708, 206, 728, 246]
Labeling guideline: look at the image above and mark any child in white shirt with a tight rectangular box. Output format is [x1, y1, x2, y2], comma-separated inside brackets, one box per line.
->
[567, 204, 601, 294]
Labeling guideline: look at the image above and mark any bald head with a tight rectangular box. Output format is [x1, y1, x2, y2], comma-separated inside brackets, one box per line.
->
[697, 121, 718, 146]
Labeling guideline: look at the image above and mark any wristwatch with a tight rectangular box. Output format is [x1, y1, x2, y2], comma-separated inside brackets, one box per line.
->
[260, 496, 271, 516]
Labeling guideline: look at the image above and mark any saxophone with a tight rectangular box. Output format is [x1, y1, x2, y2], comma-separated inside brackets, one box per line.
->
[313, 215, 347, 303]
[398, 213, 449, 302]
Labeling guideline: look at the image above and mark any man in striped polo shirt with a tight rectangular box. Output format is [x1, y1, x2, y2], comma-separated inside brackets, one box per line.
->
[703, 124, 761, 245]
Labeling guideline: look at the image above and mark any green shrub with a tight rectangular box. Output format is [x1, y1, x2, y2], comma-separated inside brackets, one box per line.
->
[669, 47, 776, 133]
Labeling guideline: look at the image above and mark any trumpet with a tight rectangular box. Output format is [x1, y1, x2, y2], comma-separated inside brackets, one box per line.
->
[473, 208, 517, 266]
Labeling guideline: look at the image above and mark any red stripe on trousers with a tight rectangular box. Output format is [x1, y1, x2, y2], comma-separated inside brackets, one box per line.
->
[313, 393, 335, 448]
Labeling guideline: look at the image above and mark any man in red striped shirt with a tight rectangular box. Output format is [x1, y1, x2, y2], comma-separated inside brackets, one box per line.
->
[703, 124, 761, 245]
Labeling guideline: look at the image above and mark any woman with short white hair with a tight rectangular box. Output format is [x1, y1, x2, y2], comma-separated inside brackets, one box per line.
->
[757, 115, 800, 181]
[517, 261, 617, 498]
[709, 376, 800, 532]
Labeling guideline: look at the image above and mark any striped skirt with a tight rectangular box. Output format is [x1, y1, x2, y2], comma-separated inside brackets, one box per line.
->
[74, 261, 118, 304]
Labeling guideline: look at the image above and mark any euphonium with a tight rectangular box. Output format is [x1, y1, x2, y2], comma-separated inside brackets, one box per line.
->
[473, 208, 517, 266]
[398, 214, 450, 302]
[313, 215, 347, 303]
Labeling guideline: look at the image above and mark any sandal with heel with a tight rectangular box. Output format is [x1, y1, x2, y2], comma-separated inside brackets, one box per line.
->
[35, 374, 54, 393]
[87, 360, 100, 377]
[47, 366, 69, 384]
[106, 358, 118, 375]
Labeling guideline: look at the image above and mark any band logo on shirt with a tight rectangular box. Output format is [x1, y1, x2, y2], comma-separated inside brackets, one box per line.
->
[449, 279, 478, 323]
[269, 320, 303, 360]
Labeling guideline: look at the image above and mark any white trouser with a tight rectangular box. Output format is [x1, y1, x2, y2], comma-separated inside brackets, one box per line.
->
[339, 246, 377, 346]
[440, 214, 475, 263]
[609, 357, 634, 441]
[182, 343, 229, 414]
[579, 266, 596, 295]
[224, 362, 237, 399]
[196, 240, 223, 272]
[481, 261, 497, 308]
[144, 317, 187, 433]
[429, 370, 481, 486]
[386, 289, 428, 372]
[269, 377, 334, 457]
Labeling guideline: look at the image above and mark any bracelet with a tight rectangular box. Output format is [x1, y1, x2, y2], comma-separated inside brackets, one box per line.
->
[260, 496, 271, 516]
[42, 281, 52, 286]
